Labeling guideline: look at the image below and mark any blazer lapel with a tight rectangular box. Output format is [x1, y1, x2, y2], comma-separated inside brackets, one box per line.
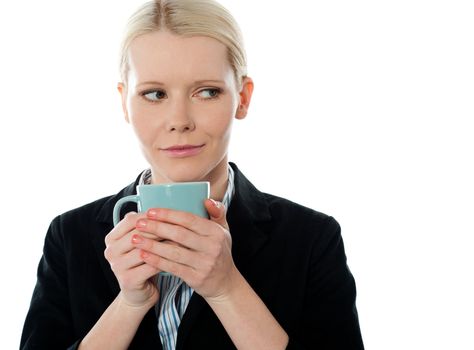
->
[226, 163, 272, 272]
[176, 163, 272, 348]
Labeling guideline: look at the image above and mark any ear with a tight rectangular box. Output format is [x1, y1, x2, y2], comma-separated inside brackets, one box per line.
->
[117, 82, 130, 123]
[235, 76, 254, 120]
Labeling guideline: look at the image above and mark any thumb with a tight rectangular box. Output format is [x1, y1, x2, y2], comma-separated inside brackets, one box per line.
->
[205, 198, 228, 229]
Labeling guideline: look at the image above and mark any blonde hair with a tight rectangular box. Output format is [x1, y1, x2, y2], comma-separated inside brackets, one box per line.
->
[119, 0, 247, 88]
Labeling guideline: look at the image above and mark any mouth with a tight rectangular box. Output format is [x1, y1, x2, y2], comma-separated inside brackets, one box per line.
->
[160, 144, 205, 158]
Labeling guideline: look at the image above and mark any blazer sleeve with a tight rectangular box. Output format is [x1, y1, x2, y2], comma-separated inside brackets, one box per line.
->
[20, 216, 82, 350]
[287, 216, 364, 350]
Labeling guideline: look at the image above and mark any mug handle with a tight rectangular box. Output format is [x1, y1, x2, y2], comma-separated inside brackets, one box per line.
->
[113, 195, 140, 226]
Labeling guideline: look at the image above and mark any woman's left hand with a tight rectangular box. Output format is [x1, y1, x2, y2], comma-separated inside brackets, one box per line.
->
[131, 199, 238, 301]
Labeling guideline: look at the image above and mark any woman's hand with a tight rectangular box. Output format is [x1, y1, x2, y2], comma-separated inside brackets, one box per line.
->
[123, 202, 289, 350]
[104, 212, 161, 308]
[131, 199, 239, 301]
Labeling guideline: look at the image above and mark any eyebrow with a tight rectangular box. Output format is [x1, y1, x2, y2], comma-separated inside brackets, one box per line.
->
[136, 79, 226, 88]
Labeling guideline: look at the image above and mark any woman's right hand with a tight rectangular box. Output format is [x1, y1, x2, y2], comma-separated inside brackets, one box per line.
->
[104, 212, 160, 308]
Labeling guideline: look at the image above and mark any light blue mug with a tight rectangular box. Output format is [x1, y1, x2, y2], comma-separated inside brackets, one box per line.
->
[113, 182, 210, 226]
[113, 182, 210, 276]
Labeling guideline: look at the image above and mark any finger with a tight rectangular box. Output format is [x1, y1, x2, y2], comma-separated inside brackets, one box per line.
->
[108, 247, 145, 273]
[119, 261, 161, 289]
[104, 230, 142, 261]
[140, 249, 197, 282]
[108, 231, 135, 255]
[135, 218, 207, 251]
[204, 199, 228, 229]
[105, 211, 146, 243]
[145, 208, 208, 236]
[133, 260, 161, 281]
[133, 236, 201, 269]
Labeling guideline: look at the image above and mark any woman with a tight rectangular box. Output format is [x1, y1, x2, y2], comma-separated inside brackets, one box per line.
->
[21, 0, 363, 349]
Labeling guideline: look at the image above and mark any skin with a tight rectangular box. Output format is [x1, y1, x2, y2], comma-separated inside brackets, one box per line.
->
[79, 30, 288, 350]
[119, 30, 251, 199]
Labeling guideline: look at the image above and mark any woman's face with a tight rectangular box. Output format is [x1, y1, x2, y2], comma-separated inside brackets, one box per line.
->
[119, 30, 253, 184]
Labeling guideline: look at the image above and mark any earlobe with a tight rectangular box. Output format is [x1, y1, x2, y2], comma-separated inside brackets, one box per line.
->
[235, 104, 247, 120]
[117, 82, 130, 123]
[235, 77, 254, 120]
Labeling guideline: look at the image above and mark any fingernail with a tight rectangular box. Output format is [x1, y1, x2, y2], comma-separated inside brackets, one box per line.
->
[136, 219, 147, 228]
[147, 209, 158, 217]
[210, 199, 221, 208]
[140, 250, 149, 259]
[132, 234, 143, 244]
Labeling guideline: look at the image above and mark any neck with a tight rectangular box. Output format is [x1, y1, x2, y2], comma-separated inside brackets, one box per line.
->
[207, 158, 229, 202]
[149, 158, 230, 202]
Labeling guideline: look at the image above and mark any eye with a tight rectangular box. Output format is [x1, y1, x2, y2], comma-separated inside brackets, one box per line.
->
[196, 88, 222, 99]
[142, 90, 167, 102]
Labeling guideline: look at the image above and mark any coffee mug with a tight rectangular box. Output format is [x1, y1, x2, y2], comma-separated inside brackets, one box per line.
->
[113, 181, 210, 226]
[113, 182, 210, 276]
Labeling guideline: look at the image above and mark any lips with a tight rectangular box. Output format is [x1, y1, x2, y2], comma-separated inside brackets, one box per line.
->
[163, 144, 203, 151]
[161, 144, 205, 158]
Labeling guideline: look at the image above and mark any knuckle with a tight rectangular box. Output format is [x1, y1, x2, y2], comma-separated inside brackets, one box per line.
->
[201, 265, 211, 278]
[109, 261, 118, 272]
[209, 242, 222, 259]
[144, 238, 155, 250]
[103, 247, 111, 260]
[207, 258, 217, 273]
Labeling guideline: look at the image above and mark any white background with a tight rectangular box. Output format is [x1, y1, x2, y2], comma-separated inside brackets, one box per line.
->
[1, 1, 473, 349]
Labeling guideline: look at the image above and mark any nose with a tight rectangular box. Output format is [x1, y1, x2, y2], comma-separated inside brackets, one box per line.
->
[165, 98, 196, 133]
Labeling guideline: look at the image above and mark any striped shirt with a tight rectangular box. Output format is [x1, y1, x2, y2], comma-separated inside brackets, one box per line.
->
[138, 165, 235, 349]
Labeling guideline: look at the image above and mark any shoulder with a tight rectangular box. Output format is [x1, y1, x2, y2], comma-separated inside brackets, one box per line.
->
[259, 191, 343, 253]
[52, 194, 113, 227]
[230, 162, 341, 243]
[43, 195, 114, 248]
[262, 191, 339, 230]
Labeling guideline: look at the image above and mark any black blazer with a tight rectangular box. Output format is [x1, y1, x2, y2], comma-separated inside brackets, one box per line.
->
[21, 163, 363, 349]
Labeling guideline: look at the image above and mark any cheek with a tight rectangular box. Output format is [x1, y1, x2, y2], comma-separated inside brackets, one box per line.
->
[128, 104, 161, 145]
[200, 98, 238, 136]
[201, 107, 234, 138]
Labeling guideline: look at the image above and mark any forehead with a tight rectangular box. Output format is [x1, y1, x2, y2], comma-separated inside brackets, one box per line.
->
[127, 31, 233, 84]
